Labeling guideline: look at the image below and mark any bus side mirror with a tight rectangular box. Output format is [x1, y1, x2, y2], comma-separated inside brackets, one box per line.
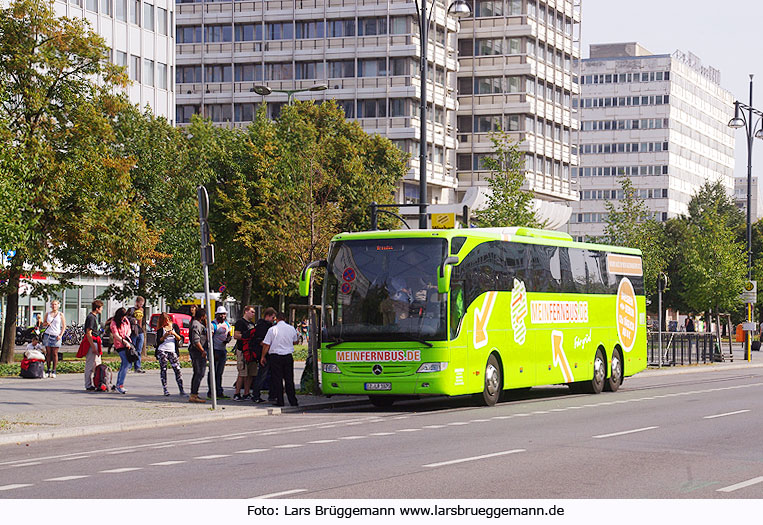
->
[438, 256, 459, 294]
[298, 260, 327, 297]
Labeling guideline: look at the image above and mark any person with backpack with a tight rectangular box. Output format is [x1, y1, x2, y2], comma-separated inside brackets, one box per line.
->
[155, 313, 185, 396]
[110, 307, 135, 394]
[250, 307, 277, 403]
[232, 305, 257, 401]
[83, 300, 104, 391]
[188, 308, 209, 403]
[208, 306, 231, 399]
[127, 297, 146, 373]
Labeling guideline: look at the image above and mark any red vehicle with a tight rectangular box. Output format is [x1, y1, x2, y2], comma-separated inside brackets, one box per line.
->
[148, 313, 192, 347]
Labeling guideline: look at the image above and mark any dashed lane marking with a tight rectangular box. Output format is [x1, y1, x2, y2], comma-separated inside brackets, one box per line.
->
[422, 425, 446, 429]
[338, 436, 367, 440]
[45, 475, 90, 482]
[100, 467, 142, 473]
[151, 461, 186, 466]
[704, 410, 751, 419]
[10, 462, 41, 467]
[107, 450, 135, 455]
[423, 449, 526, 468]
[234, 449, 268, 454]
[273, 445, 303, 449]
[369, 432, 395, 436]
[194, 455, 231, 459]
[0, 484, 33, 491]
[59, 456, 90, 461]
[307, 440, 337, 444]
[593, 426, 659, 439]
[717, 476, 763, 493]
[397, 429, 421, 433]
[254, 489, 307, 499]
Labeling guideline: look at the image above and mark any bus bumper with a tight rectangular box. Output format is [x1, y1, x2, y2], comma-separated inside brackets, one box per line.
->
[320, 373, 456, 396]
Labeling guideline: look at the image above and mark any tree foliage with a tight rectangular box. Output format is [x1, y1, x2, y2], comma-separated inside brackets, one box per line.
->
[473, 130, 541, 228]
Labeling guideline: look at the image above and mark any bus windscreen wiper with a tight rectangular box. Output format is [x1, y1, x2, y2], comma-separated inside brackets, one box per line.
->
[326, 338, 345, 349]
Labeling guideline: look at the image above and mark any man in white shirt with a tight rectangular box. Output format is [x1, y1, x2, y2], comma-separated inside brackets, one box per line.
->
[261, 311, 299, 407]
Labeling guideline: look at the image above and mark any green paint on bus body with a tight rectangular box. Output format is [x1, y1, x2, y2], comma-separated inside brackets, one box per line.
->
[317, 227, 647, 398]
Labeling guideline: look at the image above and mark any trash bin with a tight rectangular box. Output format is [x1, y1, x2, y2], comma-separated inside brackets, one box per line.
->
[736, 323, 745, 342]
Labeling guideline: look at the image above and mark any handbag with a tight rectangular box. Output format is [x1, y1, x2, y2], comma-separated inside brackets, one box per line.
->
[124, 342, 140, 363]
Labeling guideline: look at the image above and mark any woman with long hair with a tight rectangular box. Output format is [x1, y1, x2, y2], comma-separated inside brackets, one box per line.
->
[155, 313, 185, 396]
[42, 299, 66, 378]
[110, 307, 133, 394]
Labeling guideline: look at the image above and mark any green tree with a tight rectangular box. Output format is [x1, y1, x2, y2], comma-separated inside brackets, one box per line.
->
[603, 177, 669, 301]
[473, 130, 540, 228]
[0, 0, 154, 362]
[100, 105, 203, 305]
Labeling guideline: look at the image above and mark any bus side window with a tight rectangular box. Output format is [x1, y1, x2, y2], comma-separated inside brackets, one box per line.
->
[450, 282, 465, 339]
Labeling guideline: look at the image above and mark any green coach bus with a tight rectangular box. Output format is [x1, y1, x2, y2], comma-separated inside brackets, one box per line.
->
[299, 226, 646, 407]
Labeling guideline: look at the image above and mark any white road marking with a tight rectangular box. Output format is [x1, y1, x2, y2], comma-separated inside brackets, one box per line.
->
[531, 411, 550, 415]
[11, 462, 41, 467]
[100, 467, 142, 473]
[492, 415, 513, 419]
[424, 449, 526, 468]
[195, 455, 231, 459]
[273, 444, 303, 449]
[470, 419, 491, 422]
[704, 410, 751, 419]
[255, 489, 307, 499]
[369, 432, 395, 436]
[187, 440, 213, 445]
[422, 425, 446, 429]
[151, 461, 186, 466]
[45, 475, 89, 482]
[235, 449, 268, 454]
[307, 440, 337, 444]
[150, 445, 175, 449]
[223, 436, 247, 441]
[339, 435, 367, 440]
[0, 484, 33, 491]
[515, 413, 530, 417]
[593, 426, 659, 439]
[448, 421, 469, 426]
[717, 476, 763, 493]
[107, 450, 135, 455]
[397, 428, 421, 433]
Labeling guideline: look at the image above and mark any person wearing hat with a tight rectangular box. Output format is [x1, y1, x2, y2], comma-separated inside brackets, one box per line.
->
[208, 305, 232, 399]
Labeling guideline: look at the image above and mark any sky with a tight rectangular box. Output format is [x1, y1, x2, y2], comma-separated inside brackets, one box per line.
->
[580, 0, 763, 179]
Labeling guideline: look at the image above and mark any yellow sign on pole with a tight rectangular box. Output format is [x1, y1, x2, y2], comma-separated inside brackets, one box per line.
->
[431, 212, 455, 229]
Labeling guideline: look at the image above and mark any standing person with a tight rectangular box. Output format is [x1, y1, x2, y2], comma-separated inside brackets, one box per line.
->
[260, 311, 299, 407]
[42, 299, 66, 378]
[250, 307, 276, 403]
[128, 297, 146, 373]
[83, 300, 104, 391]
[110, 307, 134, 394]
[155, 313, 185, 396]
[208, 306, 231, 399]
[188, 309, 209, 403]
[232, 305, 258, 401]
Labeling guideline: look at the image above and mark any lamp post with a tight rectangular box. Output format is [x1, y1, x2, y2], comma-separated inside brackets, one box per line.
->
[252, 83, 328, 105]
[728, 74, 763, 362]
[415, 0, 471, 229]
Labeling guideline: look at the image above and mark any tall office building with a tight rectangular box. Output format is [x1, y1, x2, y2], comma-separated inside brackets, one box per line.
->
[175, 0, 580, 222]
[456, 0, 580, 226]
[569, 43, 736, 240]
[53, 0, 176, 121]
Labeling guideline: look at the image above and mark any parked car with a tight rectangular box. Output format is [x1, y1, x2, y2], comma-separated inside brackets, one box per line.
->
[147, 313, 192, 348]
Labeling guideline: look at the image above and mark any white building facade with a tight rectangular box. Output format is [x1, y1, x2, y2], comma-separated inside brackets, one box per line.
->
[54, 0, 176, 121]
[569, 43, 736, 240]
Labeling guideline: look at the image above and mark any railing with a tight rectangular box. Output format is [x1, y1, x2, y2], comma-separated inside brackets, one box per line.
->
[647, 332, 722, 366]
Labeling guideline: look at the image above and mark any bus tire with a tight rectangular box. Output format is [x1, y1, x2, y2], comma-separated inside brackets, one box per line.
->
[368, 395, 395, 408]
[571, 348, 605, 394]
[479, 354, 502, 406]
[605, 348, 623, 392]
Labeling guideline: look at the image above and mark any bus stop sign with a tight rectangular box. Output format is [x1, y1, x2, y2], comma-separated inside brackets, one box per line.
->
[742, 280, 757, 303]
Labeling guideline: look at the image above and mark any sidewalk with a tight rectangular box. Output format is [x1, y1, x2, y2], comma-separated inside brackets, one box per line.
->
[2, 344, 762, 446]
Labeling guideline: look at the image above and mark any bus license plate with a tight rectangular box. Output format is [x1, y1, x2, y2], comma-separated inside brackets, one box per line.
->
[365, 382, 392, 391]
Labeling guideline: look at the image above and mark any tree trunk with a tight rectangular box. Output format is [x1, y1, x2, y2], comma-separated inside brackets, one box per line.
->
[1, 265, 22, 364]
[241, 265, 254, 306]
[138, 264, 148, 358]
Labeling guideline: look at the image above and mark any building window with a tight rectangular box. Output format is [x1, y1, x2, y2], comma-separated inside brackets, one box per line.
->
[328, 19, 355, 38]
[114, 50, 127, 68]
[130, 55, 140, 82]
[143, 59, 154, 86]
[157, 7, 167, 36]
[101, 0, 112, 16]
[457, 77, 473, 95]
[458, 38, 474, 57]
[157, 63, 167, 89]
[267, 22, 293, 40]
[390, 98, 410, 117]
[358, 17, 387, 36]
[205, 25, 232, 43]
[205, 64, 231, 83]
[234, 64, 263, 82]
[356, 99, 387, 118]
[129, 0, 138, 26]
[143, 2, 154, 31]
[295, 21, 324, 39]
[266, 62, 293, 81]
[358, 58, 387, 77]
[475, 38, 503, 56]
[474, 76, 503, 95]
[177, 26, 202, 44]
[204, 104, 232, 123]
[235, 103, 258, 122]
[115, 0, 126, 21]
[337, 100, 355, 118]
[474, 0, 503, 17]
[86, 0, 97, 12]
[235, 23, 262, 42]
[390, 58, 411, 76]
[390, 16, 408, 35]
[295, 61, 325, 80]
[328, 60, 355, 78]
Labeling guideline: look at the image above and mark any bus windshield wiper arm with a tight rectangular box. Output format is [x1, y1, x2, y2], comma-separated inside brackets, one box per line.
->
[326, 338, 345, 348]
[395, 335, 433, 348]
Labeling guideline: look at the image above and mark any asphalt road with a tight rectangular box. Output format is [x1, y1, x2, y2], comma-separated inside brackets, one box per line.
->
[2, 367, 763, 499]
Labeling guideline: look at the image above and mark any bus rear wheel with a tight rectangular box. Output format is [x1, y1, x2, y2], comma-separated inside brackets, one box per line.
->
[571, 348, 605, 394]
[605, 348, 623, 392]
[368, 395, 395, 408]
[479, 354, 502, 406]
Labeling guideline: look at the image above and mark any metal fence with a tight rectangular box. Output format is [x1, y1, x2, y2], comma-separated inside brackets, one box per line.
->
[647, 332, 722, 366]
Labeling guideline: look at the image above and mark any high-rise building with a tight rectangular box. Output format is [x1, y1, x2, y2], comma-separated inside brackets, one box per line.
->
[174, 0, 580, 223]
[735, 176, 763, 223]
[53, 0, 176, 121]
[569, 43, 736, 240]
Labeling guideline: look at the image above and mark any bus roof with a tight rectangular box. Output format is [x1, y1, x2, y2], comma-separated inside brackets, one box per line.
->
[331, 227, 642, 256]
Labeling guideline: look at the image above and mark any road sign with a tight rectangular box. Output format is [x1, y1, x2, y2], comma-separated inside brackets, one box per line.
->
[431, 212, 455, 229]
[742, 280, 757, 303]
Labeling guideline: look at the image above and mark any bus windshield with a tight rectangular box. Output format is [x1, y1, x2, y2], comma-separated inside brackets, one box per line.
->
[323, 238, 448, 343]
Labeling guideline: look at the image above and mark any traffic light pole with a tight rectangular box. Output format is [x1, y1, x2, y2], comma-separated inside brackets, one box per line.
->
[197, 186, 217, 409]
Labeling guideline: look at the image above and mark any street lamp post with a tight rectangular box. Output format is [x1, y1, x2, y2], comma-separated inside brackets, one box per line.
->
[728, 74, 763, 362]
[252, 83, 328, 105]
[415, 0, 471, 229]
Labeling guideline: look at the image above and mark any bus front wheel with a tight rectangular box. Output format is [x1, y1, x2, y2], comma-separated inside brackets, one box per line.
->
[605, 348, 623, 392]
[368, 395, 395, 408]
[479, 354, 502, 406]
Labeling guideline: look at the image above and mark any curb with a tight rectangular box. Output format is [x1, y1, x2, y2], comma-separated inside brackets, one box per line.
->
[0, 406, 281, 447]
[640, 361, 763, 378]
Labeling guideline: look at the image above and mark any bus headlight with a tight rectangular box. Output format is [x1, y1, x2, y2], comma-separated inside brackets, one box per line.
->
[417, 362, 448, 373]
[322, 363, 341, 374]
